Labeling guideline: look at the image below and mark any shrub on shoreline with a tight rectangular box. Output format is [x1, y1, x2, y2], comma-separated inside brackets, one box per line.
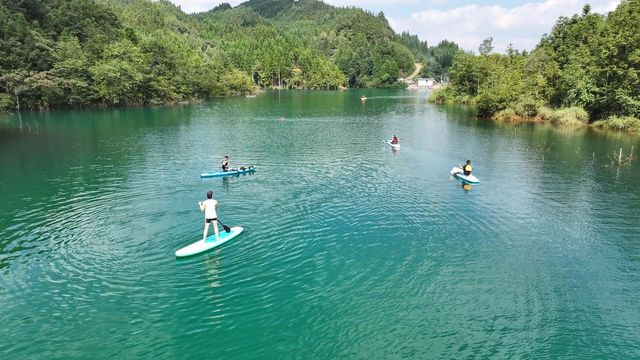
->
[493, 104, 588, 125]
[0, 94, 13, 113]
[432, 85, 637, 133]
[493, 108, 522, 122]
[428, 86, 455, 104]
[491, 97, 546, 122]
[549, 107, 589, 125]
[439, 96, 639, 134]
[513, 98, 542, 118]
[428, 86, 473, 105]
[592, 116, 640, 132]
[535, 106, 554, 122]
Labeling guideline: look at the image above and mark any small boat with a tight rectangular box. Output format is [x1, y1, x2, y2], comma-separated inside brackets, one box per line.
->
[384, 140, 400, 149]
[201, 166, 257, 178]
[450, 166, 479, 183]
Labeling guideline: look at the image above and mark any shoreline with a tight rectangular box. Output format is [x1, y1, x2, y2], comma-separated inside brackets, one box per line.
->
[4, 88, 638, 137]
[429, 91, 640, 134]
[1, 87, 414, 117]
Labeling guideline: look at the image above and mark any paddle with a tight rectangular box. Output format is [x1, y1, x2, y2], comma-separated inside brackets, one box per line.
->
[216, 218, 231, 233]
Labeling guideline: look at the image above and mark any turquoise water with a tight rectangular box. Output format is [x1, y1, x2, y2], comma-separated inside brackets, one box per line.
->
[1, 90, 639, 358]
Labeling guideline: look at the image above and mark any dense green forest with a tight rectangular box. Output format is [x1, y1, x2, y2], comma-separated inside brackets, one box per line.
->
[431, 1, 640, 131]
[0, 0, 458, 113]
[396, 32, 461, 81]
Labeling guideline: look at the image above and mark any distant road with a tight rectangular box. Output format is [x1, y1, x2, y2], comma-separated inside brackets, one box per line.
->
[405, 63, 422, 80]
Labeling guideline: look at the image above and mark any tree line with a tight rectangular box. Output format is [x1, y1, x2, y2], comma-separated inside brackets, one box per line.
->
[1, 0, 458, 113]
[430, 1, 640, 131]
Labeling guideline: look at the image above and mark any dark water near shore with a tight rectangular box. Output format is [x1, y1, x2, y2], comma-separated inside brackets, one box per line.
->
[1, 89, 639, 358]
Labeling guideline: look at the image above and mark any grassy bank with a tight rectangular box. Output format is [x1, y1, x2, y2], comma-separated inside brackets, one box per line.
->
[592, 116, 640, 132]
[429, 87, 640, 132]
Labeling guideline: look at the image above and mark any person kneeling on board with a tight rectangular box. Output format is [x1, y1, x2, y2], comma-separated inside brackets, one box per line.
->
[221, 155, 229, 172]
[462, 160, 472, 176]
[391, 135, 399, 144]
[199, 191, 219, 241]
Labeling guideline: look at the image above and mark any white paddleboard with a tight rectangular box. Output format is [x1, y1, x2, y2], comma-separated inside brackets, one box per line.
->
[384, 140, 400, 148]
[175, 226, 244, 257]
[450, 166, 480, 184]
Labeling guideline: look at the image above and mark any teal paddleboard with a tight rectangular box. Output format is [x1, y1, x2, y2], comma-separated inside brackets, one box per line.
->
[200, 166, 256, 178]
[175, 226, 244, 257]
[450, 166, 480, 184]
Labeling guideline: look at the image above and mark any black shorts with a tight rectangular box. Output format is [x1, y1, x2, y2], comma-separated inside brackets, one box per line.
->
[206, 218, 218, 223]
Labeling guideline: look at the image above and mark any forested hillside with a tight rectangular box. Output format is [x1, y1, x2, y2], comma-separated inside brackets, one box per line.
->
[0, 0, 434, 112]
[431, 1, 640, 130]
[396, 33, 462, 82]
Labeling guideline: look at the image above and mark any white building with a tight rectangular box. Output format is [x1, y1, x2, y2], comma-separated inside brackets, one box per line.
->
[417, 78, 435, 88]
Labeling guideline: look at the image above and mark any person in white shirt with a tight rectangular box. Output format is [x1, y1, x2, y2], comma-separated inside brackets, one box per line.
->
[199, 190, 219, 241]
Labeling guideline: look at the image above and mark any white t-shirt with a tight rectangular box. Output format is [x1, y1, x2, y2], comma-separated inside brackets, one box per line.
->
[200, 199, 218, 219]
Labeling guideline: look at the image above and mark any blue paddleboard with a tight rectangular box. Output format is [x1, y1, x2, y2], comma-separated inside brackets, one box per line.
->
[201, 166, 256, 178]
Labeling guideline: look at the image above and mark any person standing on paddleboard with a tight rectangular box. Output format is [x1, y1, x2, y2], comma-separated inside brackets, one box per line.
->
[199, 191, 219, 241]
[221, 155, 229, 172]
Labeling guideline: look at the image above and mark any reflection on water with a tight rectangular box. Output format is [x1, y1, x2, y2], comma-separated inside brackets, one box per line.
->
[221, 176, 230, 192]
[204, 252, 222, 289]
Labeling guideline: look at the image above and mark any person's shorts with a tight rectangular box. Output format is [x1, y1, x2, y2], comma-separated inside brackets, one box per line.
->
[206, 218, 218, 223]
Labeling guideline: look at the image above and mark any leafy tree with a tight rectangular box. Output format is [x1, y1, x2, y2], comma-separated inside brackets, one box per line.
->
[420, 40, 463, 80]
[0, 0, 431, 111]
[435, 0, 640, 125]
[51, 33, 92, 105]
[478, 37, 494, 55]
[219, 69, 254, 95]
[90, 39, 145, 105]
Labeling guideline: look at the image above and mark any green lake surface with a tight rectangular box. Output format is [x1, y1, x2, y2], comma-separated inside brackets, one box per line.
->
[1, 89, 639, 358]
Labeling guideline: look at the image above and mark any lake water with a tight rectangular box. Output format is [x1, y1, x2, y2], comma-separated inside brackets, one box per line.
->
[1, 90, 639, 358]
